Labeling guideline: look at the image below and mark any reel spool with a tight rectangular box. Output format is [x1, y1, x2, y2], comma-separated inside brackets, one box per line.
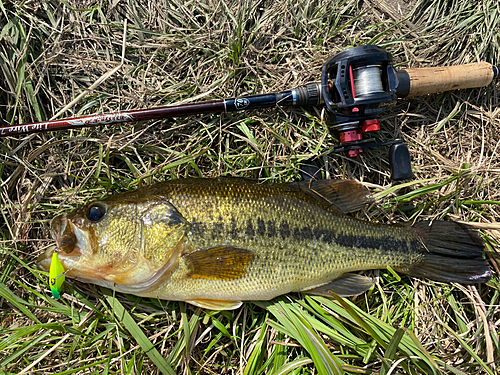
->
[321, 45, 412, 180]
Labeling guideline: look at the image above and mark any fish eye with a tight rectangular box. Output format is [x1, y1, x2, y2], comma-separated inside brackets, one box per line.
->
[86, 203, 106, 223]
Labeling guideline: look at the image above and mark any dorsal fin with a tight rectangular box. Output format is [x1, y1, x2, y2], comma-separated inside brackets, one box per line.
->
[287, 179, 373, 213]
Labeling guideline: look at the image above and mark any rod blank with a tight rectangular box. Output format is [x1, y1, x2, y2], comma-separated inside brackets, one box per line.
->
[0, 100, 226, 137]
[0, 83, 322, 137]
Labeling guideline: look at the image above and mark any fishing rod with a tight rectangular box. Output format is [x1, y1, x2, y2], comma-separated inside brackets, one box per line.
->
[2, 46, 498, 180]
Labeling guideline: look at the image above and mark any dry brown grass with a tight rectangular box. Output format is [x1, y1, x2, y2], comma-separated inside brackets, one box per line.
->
[0, 0, 499, 374]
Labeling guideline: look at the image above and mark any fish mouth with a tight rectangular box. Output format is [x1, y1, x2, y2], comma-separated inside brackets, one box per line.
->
[37, 245, 57, 272]
[37, 213, 95, 278]
[51, 214, 92, 257]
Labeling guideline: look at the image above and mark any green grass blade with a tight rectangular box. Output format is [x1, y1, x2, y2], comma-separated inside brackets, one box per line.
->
[0, 282, 40, 324]
[265, 298, 345, 375]
[380, 328, 405, 375]
[330, 292, 387, 350]
[0, 330, 51, 368]
[105, 294, 175, 375]
[269, 357, 313, 375]
[243, 320, 268, 375]
[439, 323, 495, 375]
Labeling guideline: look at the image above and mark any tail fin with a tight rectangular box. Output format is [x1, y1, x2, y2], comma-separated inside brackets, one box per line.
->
[402, 221, 491, 284]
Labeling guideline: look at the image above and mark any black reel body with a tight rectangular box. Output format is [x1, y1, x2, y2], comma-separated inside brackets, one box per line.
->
[321, 45, 412, 180]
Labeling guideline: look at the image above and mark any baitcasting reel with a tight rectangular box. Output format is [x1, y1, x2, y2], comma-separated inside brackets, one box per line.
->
[321, 45, 410, 180]
[319, 45, 497, 180]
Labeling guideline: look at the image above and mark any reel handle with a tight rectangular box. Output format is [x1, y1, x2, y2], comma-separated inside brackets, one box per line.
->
[397, 62, 497, 98]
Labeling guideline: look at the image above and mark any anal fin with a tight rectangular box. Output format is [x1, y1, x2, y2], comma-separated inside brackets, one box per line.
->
[302, 273, 373, 297]
[186, 299, 243, 310]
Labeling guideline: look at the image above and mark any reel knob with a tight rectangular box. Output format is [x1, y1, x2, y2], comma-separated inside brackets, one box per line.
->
[389, 142, 413, 181]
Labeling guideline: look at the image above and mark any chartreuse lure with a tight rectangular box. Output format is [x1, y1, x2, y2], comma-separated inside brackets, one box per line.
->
[49, 252, 66, 299]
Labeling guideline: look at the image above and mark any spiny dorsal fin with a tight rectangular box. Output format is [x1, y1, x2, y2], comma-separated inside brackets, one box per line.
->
[288, 179, 373, 213]
[301, 273, 373, 297]
[183, 246, 255, 280]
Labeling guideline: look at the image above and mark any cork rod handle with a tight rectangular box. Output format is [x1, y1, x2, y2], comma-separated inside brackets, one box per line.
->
[398, 62, 495, 98]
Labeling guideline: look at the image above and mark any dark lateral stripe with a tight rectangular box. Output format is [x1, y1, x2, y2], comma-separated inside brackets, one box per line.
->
[313, 228, 336, 243]
[191, 218, 413, 254]
[245, 219, 255, 237]
[279, 222, 291, 238]
[190, 220, 206, 236]
[229, 216, 238, 238]
[256, 218, 266, 236]
[301, 226, 314, 240]
[336, 233, 410, 252]
[267, 220, 276, 237]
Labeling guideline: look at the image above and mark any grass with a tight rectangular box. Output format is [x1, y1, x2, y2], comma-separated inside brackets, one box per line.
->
[0, 0, 499, 373]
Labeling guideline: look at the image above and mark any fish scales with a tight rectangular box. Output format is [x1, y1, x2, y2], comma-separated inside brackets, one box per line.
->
[37, 178, 491, 309]
[129, 179, 421, 301]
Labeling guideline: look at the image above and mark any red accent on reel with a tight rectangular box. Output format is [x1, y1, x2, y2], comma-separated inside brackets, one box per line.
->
[361, 119, 380, 133]
[349, 65, 356, 99]
[340, 130, 363, 157]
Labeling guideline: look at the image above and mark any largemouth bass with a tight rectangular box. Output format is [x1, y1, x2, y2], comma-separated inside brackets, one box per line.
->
[37, 178, 491, 310]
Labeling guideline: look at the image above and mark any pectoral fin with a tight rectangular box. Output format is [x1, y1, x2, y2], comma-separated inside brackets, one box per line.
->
[183, 246, 255, 280]
[302, 273, 373, 297]
[186, 299, 243, 310]
[288, 180, 372, 213]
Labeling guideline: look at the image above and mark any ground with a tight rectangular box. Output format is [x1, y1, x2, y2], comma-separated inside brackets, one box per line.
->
[0, 0, 499, 374]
